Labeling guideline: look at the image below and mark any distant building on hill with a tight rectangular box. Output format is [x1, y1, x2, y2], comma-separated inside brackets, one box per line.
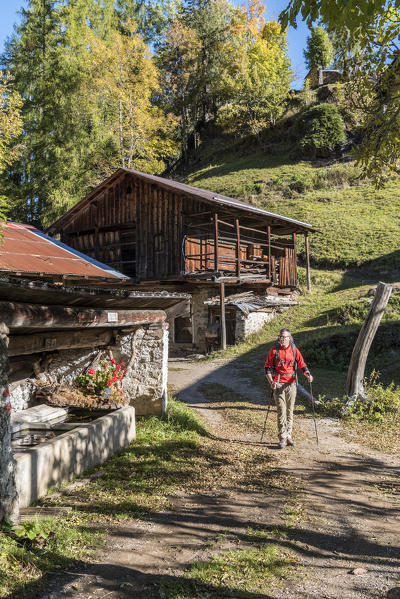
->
[306, 68, 343, 88]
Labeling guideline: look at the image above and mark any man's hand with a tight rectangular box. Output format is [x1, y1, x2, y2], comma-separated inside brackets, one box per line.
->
[306, 373, 314, 383]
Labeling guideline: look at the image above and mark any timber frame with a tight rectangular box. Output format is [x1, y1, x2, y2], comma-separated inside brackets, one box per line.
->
[48, 168, 316, 290]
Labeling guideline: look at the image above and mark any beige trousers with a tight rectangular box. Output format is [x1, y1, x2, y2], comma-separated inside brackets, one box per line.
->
[273, 382, 297, 441]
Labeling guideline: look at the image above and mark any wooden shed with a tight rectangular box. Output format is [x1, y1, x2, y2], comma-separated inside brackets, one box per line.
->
[48, 168, 315, 351]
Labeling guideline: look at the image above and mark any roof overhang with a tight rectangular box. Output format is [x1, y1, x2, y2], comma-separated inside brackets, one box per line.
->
[47, 168, 316, 236]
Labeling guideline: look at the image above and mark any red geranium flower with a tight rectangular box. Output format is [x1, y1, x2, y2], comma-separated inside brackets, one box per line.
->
[88, 368, 95, 375]
[116, 364, 121, 371]
[118, 375, 122, 381]
[3, 403, 11, 411]
[122, 362, 125, 367]
[112, 375, 117, 383]
[110, 358, 116, 365]
[2, 389, 10, 397]
[106, 380, 112, 387]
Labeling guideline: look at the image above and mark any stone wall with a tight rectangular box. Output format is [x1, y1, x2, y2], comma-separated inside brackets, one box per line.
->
[9, 321, 168, 417]
[235, 309, 277, 342]
[191, 287, 212, 351]
[0, 323, 18, 522]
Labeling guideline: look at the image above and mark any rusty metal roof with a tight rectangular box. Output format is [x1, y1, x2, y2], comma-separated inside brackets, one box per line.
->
[47, 168, 316, 235]
[0, 222, 128, 282]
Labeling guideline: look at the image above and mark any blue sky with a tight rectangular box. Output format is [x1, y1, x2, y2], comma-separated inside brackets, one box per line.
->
[0, 0, 310, 88]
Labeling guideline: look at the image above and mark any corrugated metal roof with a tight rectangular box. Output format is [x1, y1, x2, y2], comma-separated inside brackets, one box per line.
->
[47, 168, 316, 235]
[205, 291, 298, 315]
[0, 223, 128, 281]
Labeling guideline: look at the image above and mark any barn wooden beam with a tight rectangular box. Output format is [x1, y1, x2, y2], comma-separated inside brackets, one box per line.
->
[305, 233, 311, 291]
[267, 225, 271, 281]
[8, 329, 115, 357]
[0, 302, 165, 329]
[214, 213, 219, 272]
[235, 218, 241, 278]
[220, 282, 226, 350]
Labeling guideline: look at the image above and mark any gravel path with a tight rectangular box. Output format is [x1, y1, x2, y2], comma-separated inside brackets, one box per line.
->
[25, 355, 400, 599]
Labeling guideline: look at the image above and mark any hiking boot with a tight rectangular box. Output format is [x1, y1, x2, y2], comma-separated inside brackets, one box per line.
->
[278, 439, 287, 449]
[286, 438, 295, 447]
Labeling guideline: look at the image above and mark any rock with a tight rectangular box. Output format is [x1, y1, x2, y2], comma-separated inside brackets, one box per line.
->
[349, 567, 368, 575]
[387, 588, 400, 599]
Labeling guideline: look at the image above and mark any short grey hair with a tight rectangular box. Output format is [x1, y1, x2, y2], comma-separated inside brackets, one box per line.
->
[279, 328, 291, 336]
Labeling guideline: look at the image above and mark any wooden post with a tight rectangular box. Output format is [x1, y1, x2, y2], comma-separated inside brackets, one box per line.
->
[305, 233, 311, 291]
[292, 232, 297, 287]
[220, 282, 226, 350]
[214, 213, 219, 272]
[346, 282, 392, 398]
[267, 225, 271, 281]
[235, 218, 241, 278]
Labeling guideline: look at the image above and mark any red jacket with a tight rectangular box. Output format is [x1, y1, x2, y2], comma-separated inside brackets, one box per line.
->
[264, 344, 309, 384]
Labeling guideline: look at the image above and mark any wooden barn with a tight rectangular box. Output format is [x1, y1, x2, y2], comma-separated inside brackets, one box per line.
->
[48, 168, 315, 351]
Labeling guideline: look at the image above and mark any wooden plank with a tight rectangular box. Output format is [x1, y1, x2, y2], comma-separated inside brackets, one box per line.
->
[305, 233, 311, 291]
[267, 226, 271, 281]
[214, 213, 219, 271]
[0, 302, 165, 329]
[8, 329, 114, 356]
[220, 282, 226, 350]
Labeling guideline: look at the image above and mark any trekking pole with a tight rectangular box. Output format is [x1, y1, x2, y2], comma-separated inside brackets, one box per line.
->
[309, 381, 319, 446]
[260, 387, 273, 442]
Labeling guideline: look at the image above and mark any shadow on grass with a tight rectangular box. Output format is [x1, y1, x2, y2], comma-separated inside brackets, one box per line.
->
[8, 559, 279, 599]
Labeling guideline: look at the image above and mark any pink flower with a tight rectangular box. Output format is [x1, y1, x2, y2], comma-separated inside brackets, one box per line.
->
[106, 380, 112, 387]
[88, 368, 95, 375]
[110, 358, 116, 365]
[116, 364, 121, 371]
[122, 362, 126, 367]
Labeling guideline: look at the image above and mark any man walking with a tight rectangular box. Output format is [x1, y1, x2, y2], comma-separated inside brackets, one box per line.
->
[264, 328, 313, 448]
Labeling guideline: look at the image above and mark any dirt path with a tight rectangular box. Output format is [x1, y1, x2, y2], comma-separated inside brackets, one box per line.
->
[27, 356, 399, 599]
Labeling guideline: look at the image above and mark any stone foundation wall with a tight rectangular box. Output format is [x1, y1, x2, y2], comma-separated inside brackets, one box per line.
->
[0, 322, 18, 522]
[192, 287, 212, 351]
[235, 310, 277, 342]
[9, 322, 168, 417]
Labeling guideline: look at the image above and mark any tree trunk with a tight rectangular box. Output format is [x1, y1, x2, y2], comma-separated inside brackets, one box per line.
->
[346, 282, 392, 398]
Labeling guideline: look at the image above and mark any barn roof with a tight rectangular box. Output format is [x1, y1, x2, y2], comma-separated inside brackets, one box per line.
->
[0, 222, 129, 284]
[47, 168, 315, 235]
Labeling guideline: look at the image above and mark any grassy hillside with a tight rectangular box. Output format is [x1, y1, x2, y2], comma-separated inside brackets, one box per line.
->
[182, 142, 400, 399]
[184, 149, 400, 272]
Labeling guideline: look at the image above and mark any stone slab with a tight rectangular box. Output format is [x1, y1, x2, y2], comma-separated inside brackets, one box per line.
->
[13, 406, 136, 508]
[11, 405, 68, 433]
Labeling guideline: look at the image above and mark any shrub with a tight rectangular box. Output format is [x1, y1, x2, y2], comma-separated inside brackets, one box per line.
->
[345, 372, 400, 423]
[296, 103, 346, 157]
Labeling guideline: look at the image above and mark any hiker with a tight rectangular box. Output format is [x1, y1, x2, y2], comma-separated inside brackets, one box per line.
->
[264, 328, 313, 449]
[205, 316, 221, 354]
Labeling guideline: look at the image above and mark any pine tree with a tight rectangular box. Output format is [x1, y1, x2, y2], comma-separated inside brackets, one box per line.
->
[304, 26, 334, 85]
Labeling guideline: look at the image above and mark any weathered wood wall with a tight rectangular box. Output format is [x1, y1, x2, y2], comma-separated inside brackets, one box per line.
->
[59, 171, 298, 286]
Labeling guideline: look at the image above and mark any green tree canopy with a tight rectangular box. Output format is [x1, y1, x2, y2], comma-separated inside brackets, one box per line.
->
[280, 0, 400, 183]
[304, 26, 334, 71]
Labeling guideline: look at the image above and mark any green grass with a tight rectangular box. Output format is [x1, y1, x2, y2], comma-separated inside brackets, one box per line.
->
[0, 516, 104, 597]
[0, 399, 209, 598]
[160, 545, 296, 598]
